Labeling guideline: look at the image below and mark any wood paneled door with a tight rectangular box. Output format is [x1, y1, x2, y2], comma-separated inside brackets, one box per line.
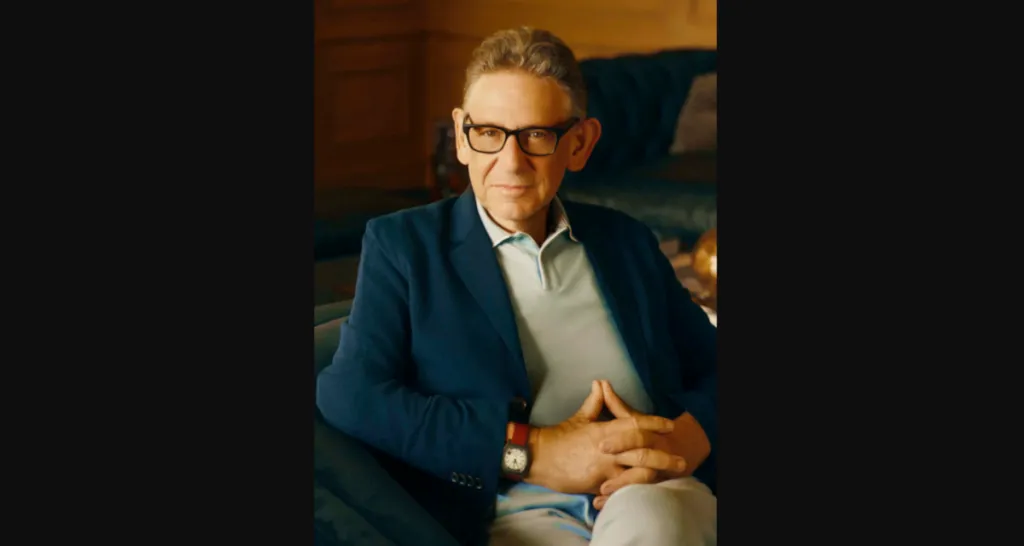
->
[314, 0, 427, 192]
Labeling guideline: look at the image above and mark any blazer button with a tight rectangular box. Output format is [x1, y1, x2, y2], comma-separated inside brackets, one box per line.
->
[451, 471, 458, 483]
[458, 473, 467, 486]
[474, 477, 483, 489]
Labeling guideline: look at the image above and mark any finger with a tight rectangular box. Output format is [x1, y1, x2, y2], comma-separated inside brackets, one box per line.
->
[599, 466, 659, 496]
[601, 464, 626, 486]
[593, 495, 608, 510]
[600, 380, 636, 418]
[614, 448, 687, 473]
[603, 414, 674, 435]
[575, 380, 605, 421]
[598, 429, 658, 454]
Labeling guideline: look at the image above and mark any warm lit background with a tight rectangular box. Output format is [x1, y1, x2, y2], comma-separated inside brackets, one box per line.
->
[314, 0, 716, 193]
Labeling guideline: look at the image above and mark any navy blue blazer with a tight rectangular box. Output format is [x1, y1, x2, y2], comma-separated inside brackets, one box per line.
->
[316, 189, 717, 545]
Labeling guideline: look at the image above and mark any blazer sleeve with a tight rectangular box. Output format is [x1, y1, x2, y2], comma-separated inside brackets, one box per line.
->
[315, 220, 509, 495]
[649, 229, 718, 465]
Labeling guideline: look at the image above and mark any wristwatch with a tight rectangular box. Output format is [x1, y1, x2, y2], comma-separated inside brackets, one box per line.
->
[501, 421, 531, 480]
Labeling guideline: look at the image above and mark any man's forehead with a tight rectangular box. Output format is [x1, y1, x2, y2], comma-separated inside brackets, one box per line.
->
[463, 71, 572, 127]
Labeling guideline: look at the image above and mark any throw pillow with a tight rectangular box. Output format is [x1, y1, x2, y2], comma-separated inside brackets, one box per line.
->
[670, 72, 717, 154]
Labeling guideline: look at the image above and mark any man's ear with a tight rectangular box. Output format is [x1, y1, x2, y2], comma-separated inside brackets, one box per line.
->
[451, 108, 470, 166]
[566, 117, 602, 172]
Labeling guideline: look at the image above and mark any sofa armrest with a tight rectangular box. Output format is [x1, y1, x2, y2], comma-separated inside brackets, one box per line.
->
[315, 419, 459, 546]
[314, 300, 353, 327]
[315, 479, 396, 546]
[313, 300, 457, 545]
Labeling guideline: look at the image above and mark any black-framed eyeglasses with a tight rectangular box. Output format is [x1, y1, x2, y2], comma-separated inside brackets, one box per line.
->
[462, 114, 580, 157]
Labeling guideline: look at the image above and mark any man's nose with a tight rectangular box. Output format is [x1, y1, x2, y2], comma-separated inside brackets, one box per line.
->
[497, 135, 528, 169]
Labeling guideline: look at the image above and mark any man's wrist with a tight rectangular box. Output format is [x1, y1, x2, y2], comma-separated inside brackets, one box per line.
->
[500, 421, 548, 487]
[500, 422, 534, 481]
[523, 426, 545, 484]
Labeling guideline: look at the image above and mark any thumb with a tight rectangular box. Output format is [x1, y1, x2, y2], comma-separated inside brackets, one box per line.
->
[575, 380, 605, 421]
[600, 380, 636, 418]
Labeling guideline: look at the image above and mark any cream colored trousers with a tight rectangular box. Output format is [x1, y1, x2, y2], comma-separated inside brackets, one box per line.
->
[489, 477, 717, 546]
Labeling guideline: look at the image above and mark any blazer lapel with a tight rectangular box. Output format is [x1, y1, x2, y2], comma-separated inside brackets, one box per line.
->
[448, 191, 532, 399]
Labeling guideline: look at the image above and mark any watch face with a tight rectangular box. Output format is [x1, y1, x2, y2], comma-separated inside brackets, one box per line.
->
[503, 445, 527, 472]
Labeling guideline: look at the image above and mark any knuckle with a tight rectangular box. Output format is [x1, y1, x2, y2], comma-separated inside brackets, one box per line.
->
[636, 448, 649, 466]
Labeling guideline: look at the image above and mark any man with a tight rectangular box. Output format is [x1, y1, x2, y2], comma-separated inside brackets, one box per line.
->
[316, 27, 717, 546]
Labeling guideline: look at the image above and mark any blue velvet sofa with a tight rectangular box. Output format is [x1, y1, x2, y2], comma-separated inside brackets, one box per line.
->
[559, 48, 718, 249]
[313, 300, 460, 545]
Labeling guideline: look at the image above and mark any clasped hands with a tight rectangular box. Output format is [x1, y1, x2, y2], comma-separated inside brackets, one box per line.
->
[526, 380, 708, 510]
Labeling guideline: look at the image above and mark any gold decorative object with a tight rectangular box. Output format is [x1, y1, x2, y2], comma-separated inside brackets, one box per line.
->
[690, 228, 717, 311]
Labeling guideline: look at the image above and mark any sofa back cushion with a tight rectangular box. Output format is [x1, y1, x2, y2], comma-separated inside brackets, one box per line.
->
[573, 49, 717, 176]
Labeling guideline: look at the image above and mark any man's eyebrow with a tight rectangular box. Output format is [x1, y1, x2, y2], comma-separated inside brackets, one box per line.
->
[464, 114, 502, 126]
[464, 115, 564, 129]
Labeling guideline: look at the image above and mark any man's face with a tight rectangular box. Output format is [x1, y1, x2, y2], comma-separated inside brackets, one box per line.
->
[452, 70, 600, 229]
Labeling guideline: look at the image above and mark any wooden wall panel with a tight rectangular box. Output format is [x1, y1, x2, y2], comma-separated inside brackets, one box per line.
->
[422, 33, 477, 156]
[316, 0, 420, 40]
[424, 0, 716, 56]
[314, 0, 425, 191]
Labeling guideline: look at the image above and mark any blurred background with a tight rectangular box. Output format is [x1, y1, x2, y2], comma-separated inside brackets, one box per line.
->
[314, 0, 718, 306]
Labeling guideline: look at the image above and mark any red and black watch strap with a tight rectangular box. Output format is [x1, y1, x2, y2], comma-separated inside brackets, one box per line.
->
[509, 422, 529, 446]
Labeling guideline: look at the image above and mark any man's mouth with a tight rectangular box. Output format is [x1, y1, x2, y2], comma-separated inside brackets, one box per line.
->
[492, 184, 530, 195]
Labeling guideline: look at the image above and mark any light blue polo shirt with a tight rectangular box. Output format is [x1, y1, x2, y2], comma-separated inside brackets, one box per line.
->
[477, 197, 654, 535]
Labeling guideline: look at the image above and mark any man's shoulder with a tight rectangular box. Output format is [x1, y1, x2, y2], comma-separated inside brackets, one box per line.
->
[561, 198, 655, 240]
[364, 197, 452, 236]
[364, 196, 455, 246]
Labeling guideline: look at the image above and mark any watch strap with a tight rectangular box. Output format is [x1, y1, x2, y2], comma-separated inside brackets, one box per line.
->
[502, 422, 531, 482]
[509, 421, 529, 447]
